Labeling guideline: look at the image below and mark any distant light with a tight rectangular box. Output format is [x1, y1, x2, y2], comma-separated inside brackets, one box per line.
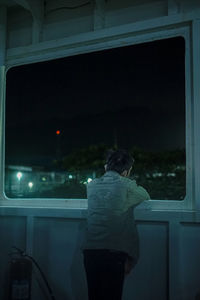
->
[87, 178, 93, 183]
[28, 182, 33, 188]
[42, 177, 46, 181]
[152, 172, 163, 178]
[167, 172, 176, 177]
[56, 130, 61, 135]
[69, 175, 73, 179]
[16, 172, 23, 180]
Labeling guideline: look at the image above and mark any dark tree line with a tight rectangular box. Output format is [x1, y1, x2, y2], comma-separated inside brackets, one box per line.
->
[59, 144, 186, 200]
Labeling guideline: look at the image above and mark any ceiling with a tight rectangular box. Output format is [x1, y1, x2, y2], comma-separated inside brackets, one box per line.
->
[0, 0, 17, 7]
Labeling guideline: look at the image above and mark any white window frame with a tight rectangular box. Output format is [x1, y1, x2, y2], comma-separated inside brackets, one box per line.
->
[0, 18, 197, 211]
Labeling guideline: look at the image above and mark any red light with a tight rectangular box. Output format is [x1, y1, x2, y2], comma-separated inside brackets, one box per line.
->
[56, 130, 60, 135]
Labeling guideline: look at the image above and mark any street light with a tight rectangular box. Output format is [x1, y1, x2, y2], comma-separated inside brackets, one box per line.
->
[16, 172, 22, 181]
[28, 182, 33, 189]
[16, 172, 23, 195]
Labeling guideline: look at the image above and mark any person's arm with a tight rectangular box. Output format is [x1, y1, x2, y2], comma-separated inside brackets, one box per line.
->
[123, 178, 150, 211]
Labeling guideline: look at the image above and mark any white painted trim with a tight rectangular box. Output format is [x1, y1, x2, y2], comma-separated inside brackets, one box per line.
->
[0, 11, 6, 202]
[192, 19, 200, 211]
[0, 198, 88, 209]
[6, 9, 200, 66]
[184, 25, 193, 211]
[0, 66, 6, 199]
[0, 205, 200, 223]
[1, 16, 195, 211]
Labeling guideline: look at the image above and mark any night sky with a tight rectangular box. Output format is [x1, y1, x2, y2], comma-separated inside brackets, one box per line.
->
[5, 36, 185, 166]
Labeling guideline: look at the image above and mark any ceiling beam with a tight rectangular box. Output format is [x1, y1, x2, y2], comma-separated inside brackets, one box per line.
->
[13, 0, 29, 10]
[14, 0, 43, 21]
[14, 0, 44, 43]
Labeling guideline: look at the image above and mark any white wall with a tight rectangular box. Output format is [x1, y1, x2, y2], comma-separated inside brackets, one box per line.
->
[0, 209, 200, 300]
[1, 0, 200, 299]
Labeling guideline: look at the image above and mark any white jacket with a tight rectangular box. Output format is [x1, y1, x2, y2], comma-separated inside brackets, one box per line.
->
[83, 171, 150, 260]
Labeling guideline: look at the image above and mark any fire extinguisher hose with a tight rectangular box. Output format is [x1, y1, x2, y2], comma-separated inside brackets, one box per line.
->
[12, 247, 56, 300]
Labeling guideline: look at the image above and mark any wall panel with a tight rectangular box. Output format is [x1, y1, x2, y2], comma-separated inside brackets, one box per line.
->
[43, 5, 94, 42]
[0, 216, 26, 299]
[105, 0, 167, 27]
[0, 213, 199, 300]
[7, 7, 32, 48]
[179, 223, 200, 300]
[123, 221, 168, 300]
[32, 217, 87, 300]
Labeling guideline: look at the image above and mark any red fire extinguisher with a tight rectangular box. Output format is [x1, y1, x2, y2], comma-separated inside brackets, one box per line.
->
[9, 256, 32, 300]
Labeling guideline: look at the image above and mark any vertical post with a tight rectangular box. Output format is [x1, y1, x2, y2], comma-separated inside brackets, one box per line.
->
[31, 0, 44, 44]
[32, 18, 43, 44]
[14, 0, 44, 44]
[26, 216, 34, 255]
[0, 6, 7, 197]
[0, 5, 7, 65]
[0, 66, 6, 197]
[93, 0, 106, 30]
[185, 27, 193, 210]
[192, 20, 200, 211]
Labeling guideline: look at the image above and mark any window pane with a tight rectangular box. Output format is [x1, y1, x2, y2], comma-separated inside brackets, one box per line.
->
[5, 37, 186, 200]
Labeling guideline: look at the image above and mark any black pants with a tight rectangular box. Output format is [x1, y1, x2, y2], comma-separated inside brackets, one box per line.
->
[83, 249, 128, 300]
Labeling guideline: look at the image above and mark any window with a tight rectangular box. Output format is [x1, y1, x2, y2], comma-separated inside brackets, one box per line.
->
[5, 37, 186, 200]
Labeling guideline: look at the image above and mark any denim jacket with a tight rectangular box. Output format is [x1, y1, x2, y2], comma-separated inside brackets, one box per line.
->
[83, 171, 150, 260]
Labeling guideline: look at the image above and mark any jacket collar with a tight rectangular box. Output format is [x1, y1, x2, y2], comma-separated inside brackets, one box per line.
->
[104, 170, 121, 177]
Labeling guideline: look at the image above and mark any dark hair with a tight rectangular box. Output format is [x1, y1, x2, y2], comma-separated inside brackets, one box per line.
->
[105, 149, 134, 174]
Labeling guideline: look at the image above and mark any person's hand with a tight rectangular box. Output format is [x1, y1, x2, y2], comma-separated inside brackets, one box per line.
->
[124, 257, 135, 275]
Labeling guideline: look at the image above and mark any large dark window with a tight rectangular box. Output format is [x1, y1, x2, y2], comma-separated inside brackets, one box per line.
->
[5, 37, 186, 200]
